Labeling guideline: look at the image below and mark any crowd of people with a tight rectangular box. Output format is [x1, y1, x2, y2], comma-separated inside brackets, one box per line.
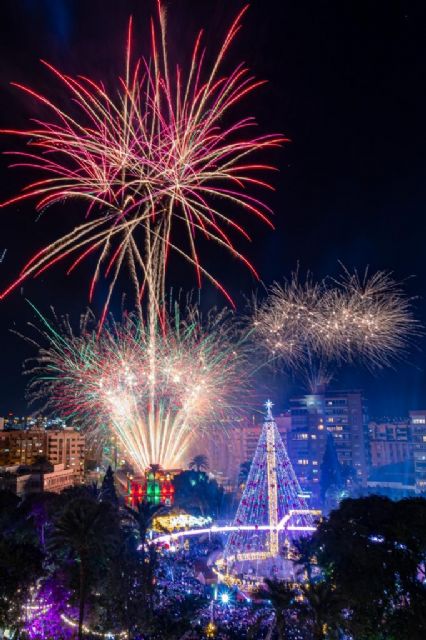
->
[197, 601, 273, 640]
[156, 549, 206, 607]
[152, 537, 274, 640]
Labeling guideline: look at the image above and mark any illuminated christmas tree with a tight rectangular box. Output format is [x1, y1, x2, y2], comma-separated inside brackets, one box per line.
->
[225, 401, 317, 563]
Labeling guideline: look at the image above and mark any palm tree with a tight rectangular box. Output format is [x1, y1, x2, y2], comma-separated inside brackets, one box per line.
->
[149, 463, 162, 476]
[188, 454, 209, 472]
[256, 579, 296, 640]
[293, 536, 316, 582]
[49, 497, 118, 640]
[125, 500, 167, 619]
[298, 580, 343, 640]
[125, 499, 166, 548]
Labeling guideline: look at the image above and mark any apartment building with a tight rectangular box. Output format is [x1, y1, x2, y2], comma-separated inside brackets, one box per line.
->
[288, 390, 369, 495]
[0, 426, 85, 480]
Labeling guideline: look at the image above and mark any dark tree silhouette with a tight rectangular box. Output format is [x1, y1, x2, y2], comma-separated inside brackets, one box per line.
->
[125, 499, 166, 548]
[298, 580, 344, 639]
[0, 538, 44, 635]
[49, 497, 119, 640]
[255, 579, 296, 640]
[320, 433, 343, 503]
[173, 470, 224, 517]
[125, 500, 166, 619]
[100, 465, 118, 505]
[293, 536, 317, 582]
[99, 527, 149, 637]
[310, 495, 426, 638]
[238, 460, 252, 486]
[188, 454, 209, 472]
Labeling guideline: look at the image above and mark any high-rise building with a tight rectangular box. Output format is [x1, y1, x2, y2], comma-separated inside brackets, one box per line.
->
[368, 420, 412, 467]
[237, 412, 291, 462]
[288, 390, 369, 496]
[46, 429, 85, 478]
[193, 424, 243, 489]
[0, 427, 85, 480]
[193, 412, 291, 488]
[0, 428, 46, 466]
[410, 410, 426, 494]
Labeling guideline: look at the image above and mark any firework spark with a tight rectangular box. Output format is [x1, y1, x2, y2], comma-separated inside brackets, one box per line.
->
[253, 269, 419, 389]
[23, 303, 251, 472]
[1, 3, 284, 321]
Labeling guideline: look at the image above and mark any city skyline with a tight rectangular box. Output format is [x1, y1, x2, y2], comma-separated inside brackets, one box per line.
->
[0, 0, 425, 417]
[0, 4, 425, 639]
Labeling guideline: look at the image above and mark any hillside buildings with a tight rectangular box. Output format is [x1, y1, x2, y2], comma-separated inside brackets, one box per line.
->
[0, 424, 85, 479]
[0, 421, 85, 495]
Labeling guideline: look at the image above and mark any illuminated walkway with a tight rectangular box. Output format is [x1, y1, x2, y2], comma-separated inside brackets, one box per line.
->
[150, 509, 319, 547]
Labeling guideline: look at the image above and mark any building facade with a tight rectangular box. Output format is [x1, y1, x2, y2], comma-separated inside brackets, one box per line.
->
[127, 469, 176, 507]
[192, 412, 291, 489]
[288, 390, 369, 496]
[410, 410, 426, 494]
[46, 429, 85, 478]
[0, 426, 85, 480]
[0, 462, 79, 496]
[369, 420, 412, 467]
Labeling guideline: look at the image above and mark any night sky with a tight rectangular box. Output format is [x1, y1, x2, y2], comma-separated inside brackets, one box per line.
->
[0, 0, 425, 417]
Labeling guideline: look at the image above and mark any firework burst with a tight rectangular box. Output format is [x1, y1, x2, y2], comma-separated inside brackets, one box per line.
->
[23, 302, 251, 472]
[253, 269, 419, 389]
[1, 3, 284, 322]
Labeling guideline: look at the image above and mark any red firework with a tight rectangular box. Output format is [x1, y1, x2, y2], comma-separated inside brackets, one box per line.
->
[1, 2, 285, 319]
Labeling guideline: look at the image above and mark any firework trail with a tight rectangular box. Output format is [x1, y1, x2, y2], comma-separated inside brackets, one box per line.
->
[23, 302, 252, 472]
[1, 3, 284, 323]
[253, 268, 419, 390]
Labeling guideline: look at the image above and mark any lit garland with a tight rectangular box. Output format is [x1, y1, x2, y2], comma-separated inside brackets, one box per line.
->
[61, 614, 128, 639]
[225, 402, 318, 565]
[153, 511, 212, 532]
[9, 582, 77, 640]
